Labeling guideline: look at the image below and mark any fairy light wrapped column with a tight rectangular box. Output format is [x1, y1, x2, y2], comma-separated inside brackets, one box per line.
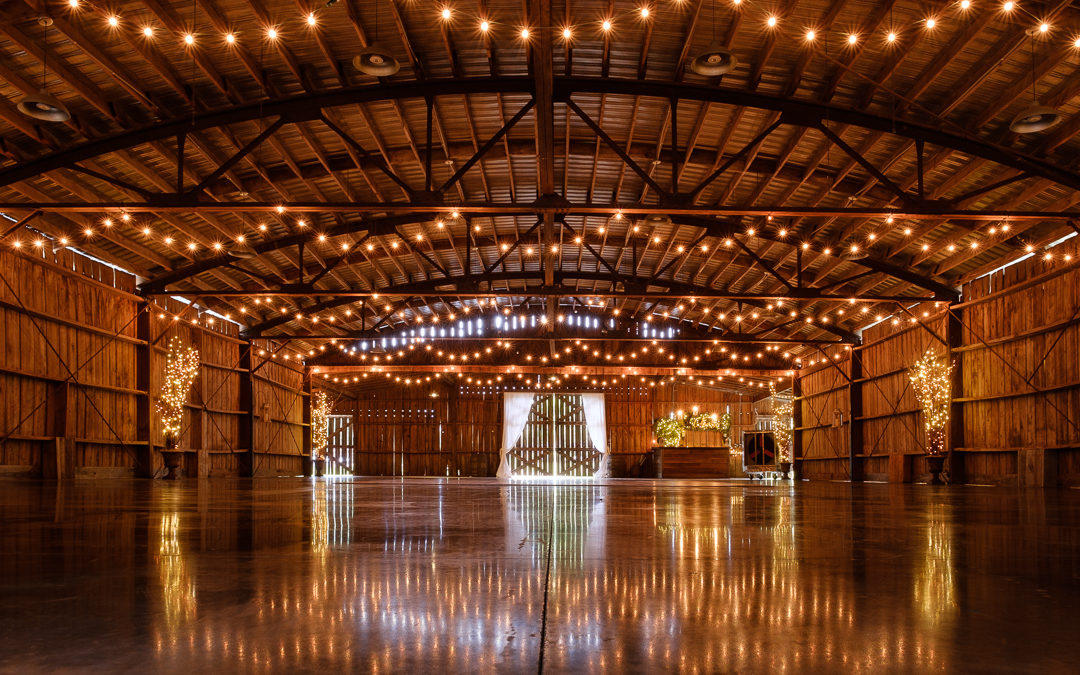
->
[908, 350, 954, 484]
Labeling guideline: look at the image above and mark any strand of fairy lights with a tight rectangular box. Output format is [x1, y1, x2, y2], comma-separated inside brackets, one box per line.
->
[64, 0, 1080, 52]
[13, 211, 1071, 332]
[15, 0, 1076, 369]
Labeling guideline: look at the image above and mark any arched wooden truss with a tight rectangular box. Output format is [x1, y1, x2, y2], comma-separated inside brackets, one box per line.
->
[2, 0, 1080, 371]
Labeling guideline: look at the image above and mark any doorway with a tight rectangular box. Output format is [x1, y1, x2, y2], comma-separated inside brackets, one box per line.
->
[506, 394, 602, 478]
[325, 414, 354, 476]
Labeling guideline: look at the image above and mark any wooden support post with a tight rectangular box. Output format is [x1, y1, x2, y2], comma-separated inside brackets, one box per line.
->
[135, 302, 155, 478]
[946, 308, 966, 484]
[1019, 447, 1059, 488]
[238, 341, 255, 477]
[302, 368, 313, 476]
[792, 374, 803, 477]
[42, 381, 73, 479]
[351, 396, 361, 476]
[190, 331, 205, 480]
[848, 349, 863, 482]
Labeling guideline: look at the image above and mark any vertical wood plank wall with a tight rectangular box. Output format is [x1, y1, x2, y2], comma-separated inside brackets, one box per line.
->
[795, 239, 1080, 486]
[0, 249, 305, 478]
[341, 381, 769, 477]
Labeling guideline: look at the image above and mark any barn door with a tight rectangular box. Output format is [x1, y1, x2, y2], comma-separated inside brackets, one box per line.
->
[325, 414, 355, 476]
[506, 394, 602, 477]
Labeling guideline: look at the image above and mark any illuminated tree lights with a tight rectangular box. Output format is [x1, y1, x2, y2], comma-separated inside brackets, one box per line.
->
[773, 399, 794, 463]
[311, 390, 332, 462]
[684, 411, 732, 440]
[908, 350, 954, 456]
[156, 337, 200, 447]
[654, 417, 685, 447]
[654, 410, 732, 447]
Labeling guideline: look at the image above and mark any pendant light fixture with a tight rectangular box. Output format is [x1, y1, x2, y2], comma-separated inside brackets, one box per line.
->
[354, 1, 400, 76]
[641, 214, 673, 228]
[17, 16, 71, 123]
[689, 1, 737, 77]
[1010, 32, 1061, 134]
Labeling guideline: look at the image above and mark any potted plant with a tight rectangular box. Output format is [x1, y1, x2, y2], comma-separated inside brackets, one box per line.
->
[908, 349, 954, 485]
[156, 336, 199, 479]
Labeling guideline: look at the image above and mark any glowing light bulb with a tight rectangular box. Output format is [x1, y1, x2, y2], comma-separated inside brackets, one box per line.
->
[107, 16, 118, 27]
[925, 18, 936, 29]
[886, 31, 897, 42]
[142, 26, 154, 37]
[640, 7, 650, 18]
[225, 33, 235, 44]
[562, 27, 572, 39]
[767, 16, 777, 27]
[184, 33, 195, 45]
[805, 30, 815, 41]
[1039, 23, 1050, 33]
[847, 33, 857, 44]
[602, 19, 612, 31]
[480, 20, 489, 32]
[1003, 1, 1014, 11]
[307, 13, 317, 26]
[266, 27, 278, 39]
[520, 28, 530, 39]
[441, 8, 451, 20]
[960, 0, 971, 8]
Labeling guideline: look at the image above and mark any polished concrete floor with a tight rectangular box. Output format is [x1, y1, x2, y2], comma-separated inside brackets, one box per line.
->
[0, 479, 1078, 673]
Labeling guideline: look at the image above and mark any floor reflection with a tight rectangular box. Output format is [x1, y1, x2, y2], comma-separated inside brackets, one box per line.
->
[0, 479, 1078, 672]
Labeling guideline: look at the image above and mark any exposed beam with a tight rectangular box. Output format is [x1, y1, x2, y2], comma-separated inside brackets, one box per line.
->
[4, 77, 1077, 197]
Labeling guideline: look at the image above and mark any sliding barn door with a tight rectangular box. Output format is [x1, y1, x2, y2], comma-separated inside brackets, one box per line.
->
[506, 394, 602, 477]
[325, 414, 354, 476]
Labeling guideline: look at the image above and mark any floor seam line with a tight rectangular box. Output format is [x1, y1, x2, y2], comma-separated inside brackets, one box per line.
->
[536, 493, 556, 675]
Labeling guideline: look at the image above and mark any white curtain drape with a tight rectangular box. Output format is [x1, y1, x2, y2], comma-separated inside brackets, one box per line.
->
[581, 393, 609, 478]
[496, 393, 536, 478]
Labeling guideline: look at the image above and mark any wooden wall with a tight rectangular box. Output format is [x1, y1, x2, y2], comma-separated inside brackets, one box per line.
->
[0, 248, 305, 478]
[796, 237, 1080, 486]
[339, 380, 770, 477]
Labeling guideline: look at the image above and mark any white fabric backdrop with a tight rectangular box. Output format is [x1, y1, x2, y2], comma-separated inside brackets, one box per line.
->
[496, 393, 536, 479]
[581, 393, 609, 478]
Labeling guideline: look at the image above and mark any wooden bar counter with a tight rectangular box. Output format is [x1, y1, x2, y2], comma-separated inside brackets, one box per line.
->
[651, 446, 731, 478]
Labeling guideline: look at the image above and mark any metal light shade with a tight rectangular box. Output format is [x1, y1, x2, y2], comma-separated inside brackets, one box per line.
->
[228, 249, 257, 260]
[1009, 106, 1062, 134]
[353, 45, 400, 76]
[17, 89, 70, 122]
[689, 43, 738, 77]
[641, 214, 673, 228]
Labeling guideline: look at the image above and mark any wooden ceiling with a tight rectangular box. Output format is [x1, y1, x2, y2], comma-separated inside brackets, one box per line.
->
[2, 0, 1080, 377]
